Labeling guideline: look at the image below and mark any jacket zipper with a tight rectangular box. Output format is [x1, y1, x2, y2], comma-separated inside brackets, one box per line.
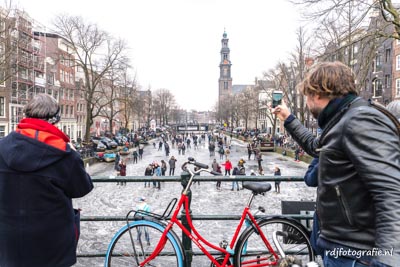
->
[335, 185, 354, 226]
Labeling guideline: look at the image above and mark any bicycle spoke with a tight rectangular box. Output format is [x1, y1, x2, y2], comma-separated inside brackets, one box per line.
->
[235, 219, 314, 266]
[106, 223, 182, 267]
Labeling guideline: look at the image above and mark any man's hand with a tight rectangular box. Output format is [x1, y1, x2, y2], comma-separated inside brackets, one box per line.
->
[270, 102, 291, 121]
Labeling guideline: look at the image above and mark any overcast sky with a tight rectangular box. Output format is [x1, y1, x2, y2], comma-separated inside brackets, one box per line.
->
[15, 0, 302, 111]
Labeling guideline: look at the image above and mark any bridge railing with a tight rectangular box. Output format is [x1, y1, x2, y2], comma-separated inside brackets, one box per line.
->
[78, 176, 314, 266]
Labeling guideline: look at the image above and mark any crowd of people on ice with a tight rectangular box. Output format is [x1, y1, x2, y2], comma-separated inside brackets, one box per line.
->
[111, 130, 288, 194]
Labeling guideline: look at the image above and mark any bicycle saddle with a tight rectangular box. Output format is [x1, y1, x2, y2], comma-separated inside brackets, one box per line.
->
[242, 182, 272, 195]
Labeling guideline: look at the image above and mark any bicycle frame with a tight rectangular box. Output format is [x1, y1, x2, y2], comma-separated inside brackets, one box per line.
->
[138, 165, 280, 267]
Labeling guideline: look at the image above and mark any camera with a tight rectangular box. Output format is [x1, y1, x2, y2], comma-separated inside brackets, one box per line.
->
[272, 91, 283, 108]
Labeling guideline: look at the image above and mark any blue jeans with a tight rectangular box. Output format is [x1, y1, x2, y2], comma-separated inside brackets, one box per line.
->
[323, 254, 369, 267]
[231, 181, 239, 190]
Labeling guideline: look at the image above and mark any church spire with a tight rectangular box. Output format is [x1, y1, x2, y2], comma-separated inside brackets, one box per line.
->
[218, 29, 232, 107]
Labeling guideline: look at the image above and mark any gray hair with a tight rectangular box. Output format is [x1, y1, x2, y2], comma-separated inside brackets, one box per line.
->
[23, 94, 59, 121]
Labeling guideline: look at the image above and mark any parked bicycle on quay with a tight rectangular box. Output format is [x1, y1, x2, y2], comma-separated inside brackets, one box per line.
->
[104, 157, 315, 267]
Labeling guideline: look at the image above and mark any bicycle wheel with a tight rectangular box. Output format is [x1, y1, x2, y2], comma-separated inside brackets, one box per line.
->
[234, 218, 314, 266]
[105, 220, 184, 267]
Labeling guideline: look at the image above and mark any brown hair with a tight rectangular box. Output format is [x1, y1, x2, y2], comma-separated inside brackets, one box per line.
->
[298, 61, 358, 98]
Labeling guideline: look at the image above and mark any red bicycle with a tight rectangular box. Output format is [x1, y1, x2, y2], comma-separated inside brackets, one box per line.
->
[105, 157, 314, 266]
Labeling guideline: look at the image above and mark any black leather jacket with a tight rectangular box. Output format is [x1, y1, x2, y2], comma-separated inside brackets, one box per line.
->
[285, 98, 400, 266]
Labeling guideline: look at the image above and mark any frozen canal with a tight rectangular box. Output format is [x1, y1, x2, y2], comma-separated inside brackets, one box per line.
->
[73, 137, 316, 266]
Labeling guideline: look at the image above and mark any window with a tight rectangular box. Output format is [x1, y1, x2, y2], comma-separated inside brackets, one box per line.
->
[396, 55, 400, 70]
[373, 79, 382, 97]
[12, 87, 17, 98]
[353, 44, 358, 55]
[385, 74, 391, 88]
[224, 81, 228, 89]
[0, 44, 4, 86]
[0, 97, 4, 117]
[0, 68, 4, 87]
[20, 68, 28, 80]
[375, 54, 382, 72]
[385, 49, 391, 63]
[0, 18, 5, 38]
[0, 125, 5, 138]
[396, 79, 400, 96]
[19, 85, 27, 100]
[344, 47, 348, 56]
[363, 79, 369, 92]
[47, 73, 54, 85]
[28, 88, 34, 100]
[37, 86, 45, 94]
[21, 51, 29, 66]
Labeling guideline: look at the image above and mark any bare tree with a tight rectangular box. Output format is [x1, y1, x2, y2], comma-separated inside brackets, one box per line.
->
[169, 105, 182, 125]
[119, 69, 137, 132]
[293, 0, 395, 104]
[0, 2, 15, 86]
[152, 89, 176, 126]
[52, 14, 128, 142]
[98, 60, 132, 134]
[291, 0, 400, 40]
[231, 96, 241, 127]
[259, 26, 312, 134]
[238, 87, 258, 129]
[260, 68, 284, 135]
[288, 27, 313, 124]
[0, 1, 31, 90]
[216, 94, 240, 128]
[129, 87, 152, 129]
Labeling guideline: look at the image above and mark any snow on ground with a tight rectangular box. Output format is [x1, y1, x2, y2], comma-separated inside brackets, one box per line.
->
[73, 136, 317, 266]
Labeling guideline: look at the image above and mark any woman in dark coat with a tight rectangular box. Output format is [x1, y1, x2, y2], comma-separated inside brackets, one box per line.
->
[0, 94, 93, 267]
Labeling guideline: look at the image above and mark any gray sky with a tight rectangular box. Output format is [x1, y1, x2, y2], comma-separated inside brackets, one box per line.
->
[15, 0, 302, 111]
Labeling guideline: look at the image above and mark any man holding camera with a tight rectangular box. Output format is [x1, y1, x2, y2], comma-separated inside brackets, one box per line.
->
[272, 61, 400, 267]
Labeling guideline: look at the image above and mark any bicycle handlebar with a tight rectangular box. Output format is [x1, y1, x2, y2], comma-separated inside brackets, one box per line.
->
[194, 162, 208, 169]
[187, 157, 208, 169]
[182, 157, 219, 175]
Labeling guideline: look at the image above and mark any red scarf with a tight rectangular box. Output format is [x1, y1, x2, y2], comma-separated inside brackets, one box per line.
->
[16, 118, 69, 150]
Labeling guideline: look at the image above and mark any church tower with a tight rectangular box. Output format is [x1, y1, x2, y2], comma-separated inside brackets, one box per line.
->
[218, 30, 232, 107]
